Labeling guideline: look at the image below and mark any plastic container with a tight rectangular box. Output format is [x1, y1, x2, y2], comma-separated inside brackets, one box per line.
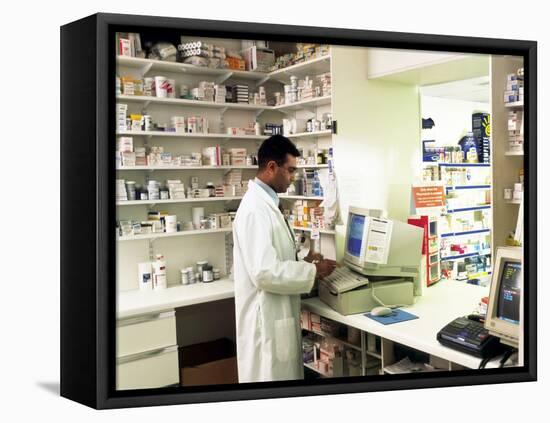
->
[202, 265, 214, 283]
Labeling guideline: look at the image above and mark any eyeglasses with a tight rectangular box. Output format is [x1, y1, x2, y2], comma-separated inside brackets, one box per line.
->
[279, 165, 297, 175]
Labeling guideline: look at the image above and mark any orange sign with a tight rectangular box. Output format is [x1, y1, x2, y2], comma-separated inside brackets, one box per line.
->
[412, 185, 445, 209]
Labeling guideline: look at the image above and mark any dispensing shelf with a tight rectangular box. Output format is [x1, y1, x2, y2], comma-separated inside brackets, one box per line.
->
[505, 101, 524, 108]
[445, 185, 491, 192]
[505, 150, 524, 156]
[116, 197, 243, 206]
[117, 56, 268, 80]
[118, 227, 232, 242]
[117, 95, 272, 111]
[279, 195, 325, 201]
[440, 229, 491, 238]
[446, 205, 491, 213]
[506, 199, 523, 205]
[116, 130, 266, 140]
[440, 250, 492, 261]
[288, 130, 333, 139]
[273, 95, 332, 112]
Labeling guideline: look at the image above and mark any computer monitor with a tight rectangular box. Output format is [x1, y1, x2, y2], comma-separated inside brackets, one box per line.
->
[343, 206, 424, 295]
[485, 247, 522, 348]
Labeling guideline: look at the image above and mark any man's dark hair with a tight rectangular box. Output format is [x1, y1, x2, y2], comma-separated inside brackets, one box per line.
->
[257, 135, 301, 169]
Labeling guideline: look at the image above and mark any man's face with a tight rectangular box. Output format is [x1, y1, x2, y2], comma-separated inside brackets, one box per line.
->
[271, 154, 297, 193]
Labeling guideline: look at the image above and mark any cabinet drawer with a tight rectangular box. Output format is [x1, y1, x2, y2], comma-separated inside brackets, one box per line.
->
[116, 346, 179, 390]
[117, 311, 177, 358]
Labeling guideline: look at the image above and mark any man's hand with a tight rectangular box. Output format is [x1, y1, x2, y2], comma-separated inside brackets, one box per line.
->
[304, 251, 324, 263]
[314, 259, 338, 279]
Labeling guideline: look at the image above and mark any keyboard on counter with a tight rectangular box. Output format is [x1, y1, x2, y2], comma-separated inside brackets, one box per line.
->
[321, 266, 369, 295]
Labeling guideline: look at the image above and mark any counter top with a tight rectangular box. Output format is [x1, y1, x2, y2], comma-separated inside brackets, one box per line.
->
[117, 279, 235, 319]
[302, 280, 491, 369]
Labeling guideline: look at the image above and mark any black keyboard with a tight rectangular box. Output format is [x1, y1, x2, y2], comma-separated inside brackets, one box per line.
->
[437, 317, 502, 358]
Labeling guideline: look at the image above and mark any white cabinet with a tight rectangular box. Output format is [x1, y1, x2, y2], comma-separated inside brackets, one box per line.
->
[116, 311, 179, 389]
[117, 346, 179, 390]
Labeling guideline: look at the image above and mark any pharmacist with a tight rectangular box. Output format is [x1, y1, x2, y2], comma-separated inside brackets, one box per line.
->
[233, 135, 337, 383]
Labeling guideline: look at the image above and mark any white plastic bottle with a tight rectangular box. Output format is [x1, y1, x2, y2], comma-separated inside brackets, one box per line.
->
[152, 254, 167, 290]
[137, 262, 153, 291]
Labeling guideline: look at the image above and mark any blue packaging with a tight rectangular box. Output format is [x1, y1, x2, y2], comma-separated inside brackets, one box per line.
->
[458, 133, 478, 161]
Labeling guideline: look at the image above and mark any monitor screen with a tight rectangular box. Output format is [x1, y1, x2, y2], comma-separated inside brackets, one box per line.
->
[497, 261, 521, 324]
[347, 214, 365, 258]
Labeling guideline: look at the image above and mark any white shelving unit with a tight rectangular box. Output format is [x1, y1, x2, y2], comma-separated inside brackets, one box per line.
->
[117, 50, 337, 296]
[116, 49, 338, 386]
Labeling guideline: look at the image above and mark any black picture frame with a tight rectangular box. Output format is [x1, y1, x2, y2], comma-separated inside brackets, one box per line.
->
[60, 12, 537, 409]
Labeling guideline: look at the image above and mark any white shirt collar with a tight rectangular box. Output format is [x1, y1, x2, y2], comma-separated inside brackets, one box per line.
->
[254, 177, 280, 208]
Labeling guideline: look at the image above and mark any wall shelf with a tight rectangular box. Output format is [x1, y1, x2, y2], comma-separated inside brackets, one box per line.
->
[440, 229, 491, 238]
[117, 165, 257, 171]
[445, 185, 491, 192]
[505, 150, 524, 156]
[117, 94, 272, 111]
[438, 163, 491, 168]
[118, 228, 232, 241]
[504, 101, 523, 108]
[117, 197, 243, 206]
[269, 55, 331, 83]
[273, 95, 332, 112]
[116, 130, 265, 140]
[117, 55, 268, 80]
[506, 199, 522, 204]
[446, 205, 491, 213]
[288, 130, 333, 139]
[440, 250, 492, 261]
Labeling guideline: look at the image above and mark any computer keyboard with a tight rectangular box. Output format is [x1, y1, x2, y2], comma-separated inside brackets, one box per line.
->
[322, 266, 369, 294]
[437, 317, 502, 358]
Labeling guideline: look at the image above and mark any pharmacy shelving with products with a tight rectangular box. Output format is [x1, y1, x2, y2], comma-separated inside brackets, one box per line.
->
[116, 39, 337, 304]
[421, 116, 493, 282]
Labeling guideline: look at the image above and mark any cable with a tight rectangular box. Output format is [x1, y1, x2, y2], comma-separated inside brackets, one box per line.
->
[499, 348, 515, 368]
[478, 356, 491, 369]
[371, 285, 408, 309]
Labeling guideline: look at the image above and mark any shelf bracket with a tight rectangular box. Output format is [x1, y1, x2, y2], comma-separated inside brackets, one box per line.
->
[254, 76, 270, 88]
[220, 107, 229, 115]
[216, 71, 233, 84]
[140, 63, 153, 77]
[255, 109, 267, 118]
[143, 100, 151, 109]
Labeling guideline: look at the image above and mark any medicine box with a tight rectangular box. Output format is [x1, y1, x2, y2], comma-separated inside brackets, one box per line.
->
[242, 46, 275, 72]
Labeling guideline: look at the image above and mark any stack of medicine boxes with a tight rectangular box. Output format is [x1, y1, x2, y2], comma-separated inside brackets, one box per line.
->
[408, 215, 440, 287]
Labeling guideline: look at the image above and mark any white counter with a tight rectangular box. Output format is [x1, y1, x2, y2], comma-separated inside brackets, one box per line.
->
[302, 280, 491, 369]
[117, 279, 235, 319]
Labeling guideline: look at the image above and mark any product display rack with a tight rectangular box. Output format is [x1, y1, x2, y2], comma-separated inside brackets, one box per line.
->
[421, 156, 493, 281]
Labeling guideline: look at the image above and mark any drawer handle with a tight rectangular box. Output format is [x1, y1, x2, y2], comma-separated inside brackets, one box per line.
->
[117, 345, 178, 364]
[117, 310, 175, 327]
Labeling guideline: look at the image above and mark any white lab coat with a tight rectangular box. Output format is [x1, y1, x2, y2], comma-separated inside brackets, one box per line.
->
[233, 180, 316, 383]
